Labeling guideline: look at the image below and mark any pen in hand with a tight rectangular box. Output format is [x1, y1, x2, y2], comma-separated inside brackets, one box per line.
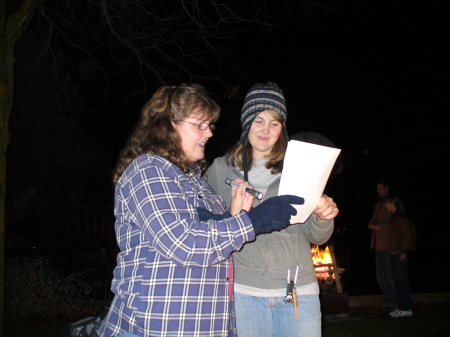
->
[225, 178, 264, 200]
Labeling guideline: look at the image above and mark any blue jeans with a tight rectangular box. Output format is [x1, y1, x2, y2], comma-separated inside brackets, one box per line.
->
[375, 251, 396, 307]
[234, 292, 321, 337]
[116, 334, 141, 337]
[390, 253, 411, 311]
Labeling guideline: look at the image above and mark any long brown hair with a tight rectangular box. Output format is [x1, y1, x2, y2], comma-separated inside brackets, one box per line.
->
[112, 84, 220, 186]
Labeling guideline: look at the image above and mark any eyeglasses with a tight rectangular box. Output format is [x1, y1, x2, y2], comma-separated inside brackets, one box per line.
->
[174, 120, 215, 131]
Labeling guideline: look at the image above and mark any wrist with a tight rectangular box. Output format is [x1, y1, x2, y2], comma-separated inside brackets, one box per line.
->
[313, 213, 329, 223]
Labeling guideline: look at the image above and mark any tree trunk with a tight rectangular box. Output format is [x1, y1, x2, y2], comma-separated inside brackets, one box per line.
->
[0, 23, 15, 337]
[0, 1, 42, 334]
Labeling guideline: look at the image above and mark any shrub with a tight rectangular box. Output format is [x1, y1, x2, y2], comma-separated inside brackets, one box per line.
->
[5, 255, 99, 322]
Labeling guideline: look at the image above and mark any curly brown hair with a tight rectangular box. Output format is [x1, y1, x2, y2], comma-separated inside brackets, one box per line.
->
[226, 110, 286, 175]
[112, 84, 220, 186]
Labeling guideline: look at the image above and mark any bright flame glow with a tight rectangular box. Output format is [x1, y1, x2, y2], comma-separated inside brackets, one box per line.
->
[311, 245, 333, 279]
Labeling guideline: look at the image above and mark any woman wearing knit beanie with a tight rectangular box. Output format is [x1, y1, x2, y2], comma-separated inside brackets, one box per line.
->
[203, 81, 338, 337]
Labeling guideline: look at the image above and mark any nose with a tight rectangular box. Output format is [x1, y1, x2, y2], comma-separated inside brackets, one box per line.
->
[204, 127, 213, 137]
[261, 123, 269, 134]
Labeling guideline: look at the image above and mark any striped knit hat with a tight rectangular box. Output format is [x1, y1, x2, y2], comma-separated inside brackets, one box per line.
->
[240, 81, 288, 181]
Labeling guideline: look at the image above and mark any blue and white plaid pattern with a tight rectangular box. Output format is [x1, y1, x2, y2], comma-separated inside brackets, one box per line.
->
[98, 154, 254, 337]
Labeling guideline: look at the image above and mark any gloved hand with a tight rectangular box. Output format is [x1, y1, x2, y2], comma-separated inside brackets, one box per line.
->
[197, 207, 231, 222]
[246, 195, 305, 235]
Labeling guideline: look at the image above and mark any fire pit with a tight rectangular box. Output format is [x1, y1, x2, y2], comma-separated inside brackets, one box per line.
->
[311, 243, 349, 316]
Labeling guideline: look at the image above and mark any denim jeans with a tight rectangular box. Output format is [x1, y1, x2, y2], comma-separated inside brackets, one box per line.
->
[390, 253, 411, 311]
[375, 251, 396, 307]
[115, 334, 141, 337]
[234, 292, 321, 337]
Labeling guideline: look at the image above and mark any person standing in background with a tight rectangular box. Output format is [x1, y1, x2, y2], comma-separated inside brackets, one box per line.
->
[368, 179, 404, 312]
[385, 195, 416, 318]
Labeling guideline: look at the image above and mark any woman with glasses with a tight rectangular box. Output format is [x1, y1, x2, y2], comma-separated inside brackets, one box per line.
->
[98, 83, 304, 337]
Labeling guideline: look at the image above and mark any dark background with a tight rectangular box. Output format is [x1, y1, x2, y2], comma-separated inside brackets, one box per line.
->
[6, 1, 449, 297]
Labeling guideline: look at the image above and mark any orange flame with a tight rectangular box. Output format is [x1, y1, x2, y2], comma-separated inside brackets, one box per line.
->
[311, 245, 333, 279]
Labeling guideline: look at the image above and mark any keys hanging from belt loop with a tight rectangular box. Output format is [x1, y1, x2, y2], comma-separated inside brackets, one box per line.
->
[285, 266, 299, 304]
[285, 280, 294, 303]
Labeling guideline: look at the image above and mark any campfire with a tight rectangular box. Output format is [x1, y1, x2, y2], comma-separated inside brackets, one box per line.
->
[311, 244, 345, 291]
[311, 244, 349, 316]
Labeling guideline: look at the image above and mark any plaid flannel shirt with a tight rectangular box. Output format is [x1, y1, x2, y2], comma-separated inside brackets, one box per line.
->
[99, 154, 254, 337]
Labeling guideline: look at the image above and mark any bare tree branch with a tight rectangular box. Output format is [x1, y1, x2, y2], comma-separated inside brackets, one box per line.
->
[28, 0, 286, 97]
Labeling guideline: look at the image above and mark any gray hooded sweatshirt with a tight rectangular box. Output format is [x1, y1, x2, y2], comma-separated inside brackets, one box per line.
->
[203, 156, 334, 290]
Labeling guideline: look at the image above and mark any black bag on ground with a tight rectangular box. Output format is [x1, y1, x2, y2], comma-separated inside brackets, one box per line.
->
[59, 300, 111, 337]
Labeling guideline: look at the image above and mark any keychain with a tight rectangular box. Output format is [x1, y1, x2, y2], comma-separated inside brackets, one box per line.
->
[293, 287, 298, 319]
[284, 266, 299, 304]
[285, 280, 294, 303]
[285, 266, 299, 318]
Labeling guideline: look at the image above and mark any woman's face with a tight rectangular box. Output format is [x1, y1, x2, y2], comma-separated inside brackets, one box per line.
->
[173, 112, 213, 162]
[248, 110, 282, 159]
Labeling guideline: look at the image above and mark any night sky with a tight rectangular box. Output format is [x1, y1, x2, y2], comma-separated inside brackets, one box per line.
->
[200, 2, 448, 294]
[8, 1, 449, 295]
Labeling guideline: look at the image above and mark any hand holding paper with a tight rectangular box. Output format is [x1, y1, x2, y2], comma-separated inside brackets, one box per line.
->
[278, 140, 341, 223]
[313, 194, 339, 221]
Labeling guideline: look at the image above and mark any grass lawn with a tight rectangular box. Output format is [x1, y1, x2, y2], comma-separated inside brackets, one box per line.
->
[4, 301, 449, 337]
[4, 320, 68, 337]
[323, 300, 450, 337]
[323, 316, 449, 337]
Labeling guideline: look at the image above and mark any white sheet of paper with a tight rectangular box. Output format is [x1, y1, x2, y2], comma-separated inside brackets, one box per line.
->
[278, 140, 341, 223]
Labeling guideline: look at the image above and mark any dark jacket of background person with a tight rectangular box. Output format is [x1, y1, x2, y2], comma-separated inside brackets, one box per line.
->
[389, 209, 417, 254]
[368, 199, 404, 251]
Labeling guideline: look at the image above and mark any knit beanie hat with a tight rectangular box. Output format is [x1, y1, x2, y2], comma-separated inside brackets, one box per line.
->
[240, 81, 288, 181]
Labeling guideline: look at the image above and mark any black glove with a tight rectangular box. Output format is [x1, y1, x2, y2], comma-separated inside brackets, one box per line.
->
[246, 195, 305, 235]
[196, 207, 231, 222]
